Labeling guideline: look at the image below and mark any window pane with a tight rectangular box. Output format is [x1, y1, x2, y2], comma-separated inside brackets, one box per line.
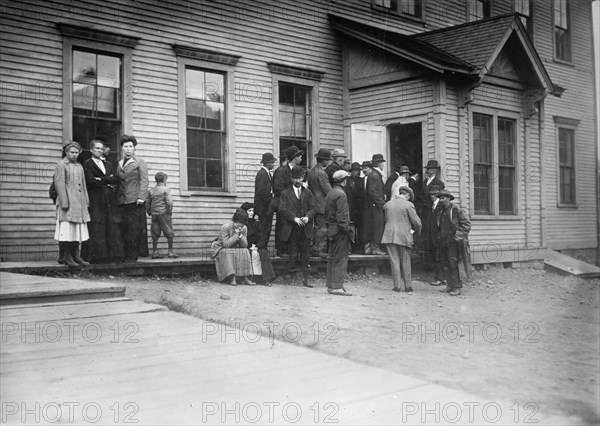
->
[205, 132, 222, 159]
[186, 69, 205, 99]
[473, 114, 491, 164]
[205, 72, 224, 102]
[73, 84, 95, 114]
[499, 167, 515, 214]
[558, 127, 575, 203]
[97, 87, 118, 117]
[498, 119, 515, 166]
[474, 164, 491, 214]
[279, 111, 294, 137]
[73, 51, 96, 84]
[188, 158, 205, 188]
[205, 102, 224, 130]
[97, 55, 120, 87]
[186, 129, 204, 159]
[206, 160, 223, 188]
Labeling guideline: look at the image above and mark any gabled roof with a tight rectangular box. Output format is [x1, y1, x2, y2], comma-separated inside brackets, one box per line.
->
[329, 13, 559, 95]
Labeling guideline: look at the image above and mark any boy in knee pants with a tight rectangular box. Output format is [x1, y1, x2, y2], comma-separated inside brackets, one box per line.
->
[146, 172, 178, 258]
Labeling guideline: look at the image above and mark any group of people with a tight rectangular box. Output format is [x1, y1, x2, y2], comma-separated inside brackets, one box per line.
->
[241, 147, 471, 296]
[52, 135, 177, 267]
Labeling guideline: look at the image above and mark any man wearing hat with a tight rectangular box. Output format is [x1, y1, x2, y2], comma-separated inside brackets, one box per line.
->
[384, 164, 403, 201]
[389, 165, 412, 200]
[325, 148, 347, 185]
[254, 153, 275, 250]
[422, 184, 444, 286]
[279, 166, 316, 287]
[348, 162, 365, 253]
[435, 190, 471, 296]
[382, 186, 422, 292]
[363, 153, 387, 255]
[307, 148, 333, 258]
[421, 159, 445, 216]
[272, 146, 303, 257]
[324, 170, 352, 296]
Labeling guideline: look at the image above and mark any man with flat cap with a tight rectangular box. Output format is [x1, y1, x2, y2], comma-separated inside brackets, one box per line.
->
[307, 148, 332, 258]
[325, 148, 347, 186]
[279, 165, 316, 287]
[363, 153, 387, 255]
[382, 186, 422, 293]
[254, 152, 275, 250]
[273, 146, 303, 257]
[435, 190, 471, 296]
[325, 170, 352, 296]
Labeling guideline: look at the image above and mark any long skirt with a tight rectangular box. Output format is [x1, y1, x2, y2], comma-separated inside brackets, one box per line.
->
[215, 248, 253, 281]
[119, 203, 148, 261]
[84, 220, 124, 263]
[54, 218, 89, 242]
[326, 232, 349, 290]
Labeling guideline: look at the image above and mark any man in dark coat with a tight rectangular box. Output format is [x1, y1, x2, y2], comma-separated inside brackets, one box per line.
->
[384, 163, 402, 201]
[325, 148, 347, 185]
[254, 152, 275, 250]
[363, 153, 387, 255]
[279, 166, 316, 287]
[420, 159, 445, 217]
[436, 190, 471, 296]
[348, 162, 364, 254]
[273, 146, 303, 257]
[421, 185, 444, 286]
[324, 170, 352, 296]
[307, 148, 332, 257]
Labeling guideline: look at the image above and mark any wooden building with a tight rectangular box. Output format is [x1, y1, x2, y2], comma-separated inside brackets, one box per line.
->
[0, 0, 596, 263]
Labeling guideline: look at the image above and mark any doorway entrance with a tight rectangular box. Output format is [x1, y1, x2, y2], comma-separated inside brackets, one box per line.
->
[388, 122, 423, 176]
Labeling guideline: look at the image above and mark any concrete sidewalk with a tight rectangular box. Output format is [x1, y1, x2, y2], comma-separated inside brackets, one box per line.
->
[0, 273, 582, 425]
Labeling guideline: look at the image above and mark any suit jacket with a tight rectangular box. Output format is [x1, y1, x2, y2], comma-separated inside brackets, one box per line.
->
[382, 197, 422, 247]
[421, 175, 445, 212]
[254, 167, 273, 219]
[278, 186, 316, 241]
[273, 164, 292, 198]
[307, 164, 331, 215]
[117, 156, 148, 205]
[325, 185, 350, 237]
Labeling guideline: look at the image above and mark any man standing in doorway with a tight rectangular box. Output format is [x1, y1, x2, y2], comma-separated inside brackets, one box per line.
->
[363, 153, 387, 255]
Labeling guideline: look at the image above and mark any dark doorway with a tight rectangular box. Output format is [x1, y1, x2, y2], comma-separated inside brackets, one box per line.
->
[388, 122, 422, 176]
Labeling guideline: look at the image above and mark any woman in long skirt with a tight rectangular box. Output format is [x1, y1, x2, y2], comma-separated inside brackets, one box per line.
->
[117, 134, 149, 262]
[53, 141, 90, 267]
[211, 209, 256, 286]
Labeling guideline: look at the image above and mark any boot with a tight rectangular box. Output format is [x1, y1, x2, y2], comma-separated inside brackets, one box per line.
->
[364, 242, 372, 255]
[57, 242, 67, 265]
[72, 243, 90, 265]
[62, 243, 78, 267]
[371, 243, 387, 256]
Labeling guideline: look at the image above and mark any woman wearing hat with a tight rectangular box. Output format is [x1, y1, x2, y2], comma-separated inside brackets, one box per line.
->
[240, 202, 275, 285]
[53, 141, 91, 267]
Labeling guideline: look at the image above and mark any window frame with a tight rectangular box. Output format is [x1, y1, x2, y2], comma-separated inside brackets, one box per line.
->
[513, 0, 534, 37]
[371, 0, 426, 23]
[469, 107, 521, 219]
[552, 0, 572, 64]
[271, 73, 321, 169]
[466, 0, 492, 22]
[62, 38, 134, 156]
[554, 117, 579, 207]
[177, 56, 236, 196]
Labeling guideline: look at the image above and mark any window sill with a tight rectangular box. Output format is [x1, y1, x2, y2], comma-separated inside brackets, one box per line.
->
[181, 190, 237, 198]
[557, 203, 578, 209]
[472, 215, 524, 221]
[552, 57, 574, 67]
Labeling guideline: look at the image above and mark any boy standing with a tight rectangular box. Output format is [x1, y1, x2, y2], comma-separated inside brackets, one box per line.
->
[146, 172, 178, 259]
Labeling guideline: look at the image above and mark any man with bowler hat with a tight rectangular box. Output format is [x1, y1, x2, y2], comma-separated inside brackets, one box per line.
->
[325, 149, 347, 185]
[254, 152, 275, 249]
[363, 153, 387, 255]
[273, 146, 303, 257]
[307, 148, 332, 257]
[436, 190, 470, 296]
[390, 165, 412, 200]
[421, 159, 445, 216]
[279, 166, 316, 287]
[382, 186, 422, 292]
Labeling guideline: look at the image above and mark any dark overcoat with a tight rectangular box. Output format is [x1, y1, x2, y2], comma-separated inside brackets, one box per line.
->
[253, 167, 273, 220]
[278, 186, 316, 241]
[362, 168, 385, 243]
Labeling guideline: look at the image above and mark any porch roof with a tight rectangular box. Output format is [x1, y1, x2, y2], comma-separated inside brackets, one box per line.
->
[329, 13, 559, 95]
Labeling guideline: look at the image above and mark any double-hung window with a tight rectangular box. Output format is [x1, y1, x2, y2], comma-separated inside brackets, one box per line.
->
[472, 112, 518, 216]
[372, 0, 425, 21]
[553, 0, 572, 62]
[467, 0, 491, 21]
[554, 117, 578, 206]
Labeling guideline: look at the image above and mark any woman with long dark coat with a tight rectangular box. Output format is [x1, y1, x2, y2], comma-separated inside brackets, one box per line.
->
[82, 139, 124, 263]
[117, 134, 149, 262]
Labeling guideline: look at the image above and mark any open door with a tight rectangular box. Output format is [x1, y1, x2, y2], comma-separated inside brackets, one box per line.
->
[350, 124, 386, 164]
[388, 122, 423, 175]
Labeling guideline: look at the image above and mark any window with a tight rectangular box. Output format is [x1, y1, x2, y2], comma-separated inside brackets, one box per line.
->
[278, 83, 312, 167]
[174, 45, 239, 194]
[472, 112, 518, 216]
[558, 127, 576, 204]
[372, 0, 425, 20]
[59, 24, 137, 165]
[553, 0, 571, 62]
[185, 68, 226, 189]
[514, 0, 532, 34]
[467, 0, 491, 21]
[72, 49, 122, 164]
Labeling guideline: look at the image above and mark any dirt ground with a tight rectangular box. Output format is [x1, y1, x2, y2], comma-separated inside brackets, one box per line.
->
[84, 262, 599, 424]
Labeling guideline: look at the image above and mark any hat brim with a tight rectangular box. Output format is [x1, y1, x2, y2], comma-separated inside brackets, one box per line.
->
[437, 194, 455, 200]
[288, 152, 302, 161]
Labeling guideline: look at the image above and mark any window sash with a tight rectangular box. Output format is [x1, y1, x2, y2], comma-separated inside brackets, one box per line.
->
[278, 83, 312, 167]
[373, 0, 423, 18]
[558, 127, 576, 204]
[468, 0, 490, 21]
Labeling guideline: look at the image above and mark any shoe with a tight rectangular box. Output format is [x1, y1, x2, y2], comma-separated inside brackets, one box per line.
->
[244, 277, 256, 285]
[167, 252, 179, 258]
[449, 289, 462, 296]
[327, 287, 352, 296]
[392, 287, 401, 292]
[439, 286, 452, 293]
[303, 280, 313, 288]
[430, 280, 443, 286]
[152, 252, 164, 259]
[405, 287, 414, 293]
